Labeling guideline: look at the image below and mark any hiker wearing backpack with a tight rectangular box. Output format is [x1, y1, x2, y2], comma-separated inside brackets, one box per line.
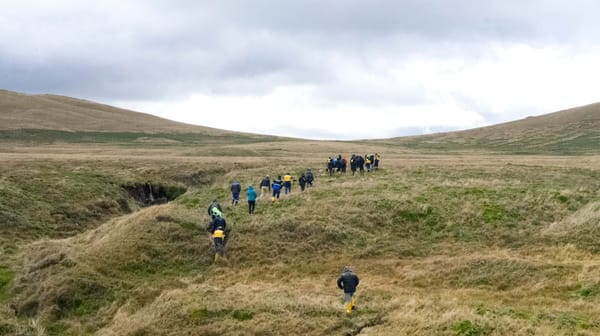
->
[337, 266, 360, 314]
[272, 176, 283, 201]
[305, 168, 314, 187]
[350, 154, 357, 176]
[298, 173, 307, 192]
[247, 185, 257, 214]
[231, 181, 241, 205]
[207, 214, 228, 261]
[259, 175, 271, 199]
[354, 155, 365, 175]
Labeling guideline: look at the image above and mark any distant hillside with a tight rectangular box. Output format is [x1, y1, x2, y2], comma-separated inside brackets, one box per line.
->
[0, 90, 283, 144]
[0, 90, 250, 136]
[383, 103, 600, 154]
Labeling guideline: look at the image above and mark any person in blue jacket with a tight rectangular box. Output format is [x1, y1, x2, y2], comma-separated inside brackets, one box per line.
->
[272, 176, 283, 201]
[247, 185, 257, 214]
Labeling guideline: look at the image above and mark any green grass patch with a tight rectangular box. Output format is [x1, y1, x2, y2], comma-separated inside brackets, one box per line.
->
[453, 319, 491, 336]
[0, 266, 15, 301]
[572, 283, 600, 299]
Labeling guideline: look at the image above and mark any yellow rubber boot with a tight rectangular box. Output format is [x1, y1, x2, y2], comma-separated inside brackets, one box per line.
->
[346, 302, 352, 314]
[351, 297, 356, 310]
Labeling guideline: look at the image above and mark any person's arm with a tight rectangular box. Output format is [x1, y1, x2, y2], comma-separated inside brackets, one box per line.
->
[337, 276, 344, 289]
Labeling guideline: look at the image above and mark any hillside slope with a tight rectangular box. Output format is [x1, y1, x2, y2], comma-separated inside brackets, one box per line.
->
[382, 103, 600, 154]
[0, 90, 237, 135]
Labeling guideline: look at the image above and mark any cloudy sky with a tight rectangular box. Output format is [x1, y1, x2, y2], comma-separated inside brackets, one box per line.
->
[2, 1, 600, 139]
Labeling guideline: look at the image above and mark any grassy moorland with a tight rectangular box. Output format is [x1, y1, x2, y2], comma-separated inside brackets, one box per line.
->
[0, 140, 599, 335]
[0, 92, 600, 335]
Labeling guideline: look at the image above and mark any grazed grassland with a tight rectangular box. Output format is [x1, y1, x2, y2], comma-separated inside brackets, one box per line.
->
[0, 142, 599, 335]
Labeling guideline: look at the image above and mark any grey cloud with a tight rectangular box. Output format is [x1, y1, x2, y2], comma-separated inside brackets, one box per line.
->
[2, 0, 600, 108]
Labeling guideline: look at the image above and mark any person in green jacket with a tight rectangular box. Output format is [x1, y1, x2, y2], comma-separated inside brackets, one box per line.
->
[247, 185, 257, 214]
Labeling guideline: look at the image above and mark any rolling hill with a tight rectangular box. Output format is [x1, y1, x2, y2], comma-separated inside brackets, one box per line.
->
[381, 103, 600, 154]
[0, 90, 282, 145]
[2, 89, 599, 153]
[0, 90, 225, 134]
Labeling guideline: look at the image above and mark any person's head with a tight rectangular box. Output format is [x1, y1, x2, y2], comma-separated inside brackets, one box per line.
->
[266, 175, 269, 178]
[343, 266, 352, 273]
[212, 199, 218, 203]
[278, 175, 281, 179]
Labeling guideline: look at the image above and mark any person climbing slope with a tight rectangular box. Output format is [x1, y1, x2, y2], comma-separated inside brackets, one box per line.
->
[206, 213, 228, 261]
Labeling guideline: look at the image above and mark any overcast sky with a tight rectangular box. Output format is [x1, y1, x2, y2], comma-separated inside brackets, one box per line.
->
[2, 1, 600, 139]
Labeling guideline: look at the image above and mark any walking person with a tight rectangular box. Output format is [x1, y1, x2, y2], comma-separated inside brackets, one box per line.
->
[337, 266, 360, 314]
[231, 180, 241, 205]
[305, 168, 314, 187]
[283, 172, 293, 195]
[206, 213, 228, 262]
[259, 175, 271, 199]
[298, 173, 307, 192]
[272, 176, 283, 201]
[247, 185, 257, 214]
[374, 153, 380, 171]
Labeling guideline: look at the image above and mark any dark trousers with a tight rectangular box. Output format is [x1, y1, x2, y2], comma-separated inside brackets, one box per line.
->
[248, 200, 255, 214]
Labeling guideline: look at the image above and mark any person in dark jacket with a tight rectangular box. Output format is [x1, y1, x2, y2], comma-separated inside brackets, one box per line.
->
[231, 181, 241, 205]
[259, 175, 271, 199]
[305, 168, 314, 187]
[298, 173, 307, 192]
[337, 266, 360, 314]
[206, 214, 228, 261]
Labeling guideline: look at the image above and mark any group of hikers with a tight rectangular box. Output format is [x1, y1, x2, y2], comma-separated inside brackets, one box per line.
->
[327, 153, 380, 176]
[205, 165, 361, 314]
[230, 168, 315, 213]
[206, 168, 317, 259]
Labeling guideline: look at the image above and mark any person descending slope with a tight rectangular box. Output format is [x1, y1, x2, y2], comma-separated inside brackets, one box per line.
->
[305, 168, 314, 187]
[259, 175, 271, 199]
[272, 175, 283, 201]
[207, 213, 228, 262]
[298, 173, 307, 192]
[283, 172, 293, 195]
[337, 266, 360, 314]
[231, 180, 241, 205]
[247, 185, 257, 214]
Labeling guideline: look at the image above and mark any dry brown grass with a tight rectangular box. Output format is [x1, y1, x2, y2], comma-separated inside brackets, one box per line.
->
[1, 140, 600, 335]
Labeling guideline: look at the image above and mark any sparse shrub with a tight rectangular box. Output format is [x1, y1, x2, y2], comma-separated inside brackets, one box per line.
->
[574, 283, 600, 298]
[231, 309, 254, 321]
[453, 319, 490, 336]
